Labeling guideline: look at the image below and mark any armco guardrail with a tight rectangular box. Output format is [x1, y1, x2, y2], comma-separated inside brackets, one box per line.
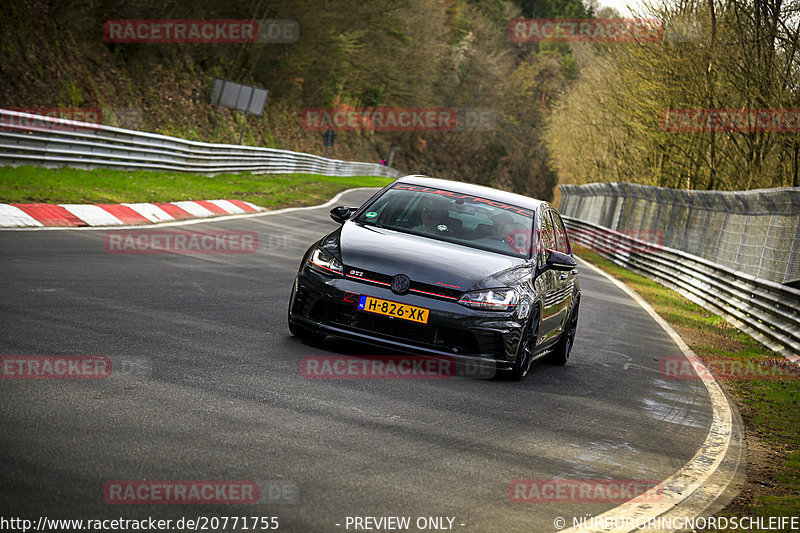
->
[559, 182, 800, 286]
[565, 216, 800, 360]
[0, 109, 401, 178]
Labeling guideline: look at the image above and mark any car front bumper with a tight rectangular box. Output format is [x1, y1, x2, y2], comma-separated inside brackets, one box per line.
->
[288, 267, 527, 371]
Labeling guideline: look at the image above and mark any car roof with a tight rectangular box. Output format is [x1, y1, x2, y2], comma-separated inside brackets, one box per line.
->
[396, 175, 548, 213]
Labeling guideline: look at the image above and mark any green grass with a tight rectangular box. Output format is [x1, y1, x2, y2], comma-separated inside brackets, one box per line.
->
[573, 244, 800, 523]
[0, 166, 394, 208]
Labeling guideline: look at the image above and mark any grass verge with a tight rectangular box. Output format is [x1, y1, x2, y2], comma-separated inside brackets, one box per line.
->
[572, 244, 799, 527]
[0, 166, 395, 208]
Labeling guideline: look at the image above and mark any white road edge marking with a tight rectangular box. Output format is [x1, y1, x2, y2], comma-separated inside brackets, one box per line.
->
[0, 187, 382, 231]
[563, 257, 736, 533]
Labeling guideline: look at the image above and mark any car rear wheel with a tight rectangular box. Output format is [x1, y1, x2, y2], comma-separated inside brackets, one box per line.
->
[547, 300, 579, 366]
[508, 308, 540, 381]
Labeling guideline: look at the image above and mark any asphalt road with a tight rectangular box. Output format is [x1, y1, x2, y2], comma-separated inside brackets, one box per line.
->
[0, 189, 715, 532]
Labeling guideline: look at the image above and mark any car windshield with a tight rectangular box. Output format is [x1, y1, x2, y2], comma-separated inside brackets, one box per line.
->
[354, 183, 535, 259]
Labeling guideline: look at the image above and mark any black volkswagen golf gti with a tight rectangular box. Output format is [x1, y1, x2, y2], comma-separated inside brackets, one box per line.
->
[288, 176, 580, 380]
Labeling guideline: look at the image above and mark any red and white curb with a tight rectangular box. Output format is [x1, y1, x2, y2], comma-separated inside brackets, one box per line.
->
[0, 199, 262, 228]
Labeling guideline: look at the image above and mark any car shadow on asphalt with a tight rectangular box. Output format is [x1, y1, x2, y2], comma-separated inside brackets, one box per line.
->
[288, 333, 556, 382]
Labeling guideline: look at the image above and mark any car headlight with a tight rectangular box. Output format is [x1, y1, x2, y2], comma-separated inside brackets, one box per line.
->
[458, 289, 518, 311]
[308, 247, 343, 275]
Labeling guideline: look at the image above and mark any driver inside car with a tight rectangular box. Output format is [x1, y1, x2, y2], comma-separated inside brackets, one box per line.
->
[471, 211, 525, 253]
[491, 213, 515, 245]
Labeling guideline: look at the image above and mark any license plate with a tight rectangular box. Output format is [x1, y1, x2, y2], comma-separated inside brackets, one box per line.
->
[357, 295, 430, 324]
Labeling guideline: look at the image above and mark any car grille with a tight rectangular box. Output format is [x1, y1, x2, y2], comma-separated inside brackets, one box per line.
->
[343, 267, 463, 302]
[325, 302, 479, 354]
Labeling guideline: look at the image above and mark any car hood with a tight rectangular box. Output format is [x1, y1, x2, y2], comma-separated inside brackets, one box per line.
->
[337, 222, 528, 291]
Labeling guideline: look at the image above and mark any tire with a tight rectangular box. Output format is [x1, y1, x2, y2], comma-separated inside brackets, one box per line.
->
[547, 300, 579, 366]
[508, 308, 540, 381]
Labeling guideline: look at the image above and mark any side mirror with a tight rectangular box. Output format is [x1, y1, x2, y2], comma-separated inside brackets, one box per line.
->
[544, 250, 577, 272]
[330, 206, 357, 224]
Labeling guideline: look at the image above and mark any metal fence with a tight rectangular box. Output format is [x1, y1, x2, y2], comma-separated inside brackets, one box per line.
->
[564, 217, 800, 359]
[559, 182, 800, 286]
[0, 109, 401, 178]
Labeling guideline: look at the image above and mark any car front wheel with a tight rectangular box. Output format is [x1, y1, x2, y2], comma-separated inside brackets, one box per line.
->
[548, 300, 579, 366]
[508, 308, 540, 381]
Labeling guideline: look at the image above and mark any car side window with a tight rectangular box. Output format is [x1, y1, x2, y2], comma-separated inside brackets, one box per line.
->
[551, 211, 571, 254]
[538, 210, 556, 266]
